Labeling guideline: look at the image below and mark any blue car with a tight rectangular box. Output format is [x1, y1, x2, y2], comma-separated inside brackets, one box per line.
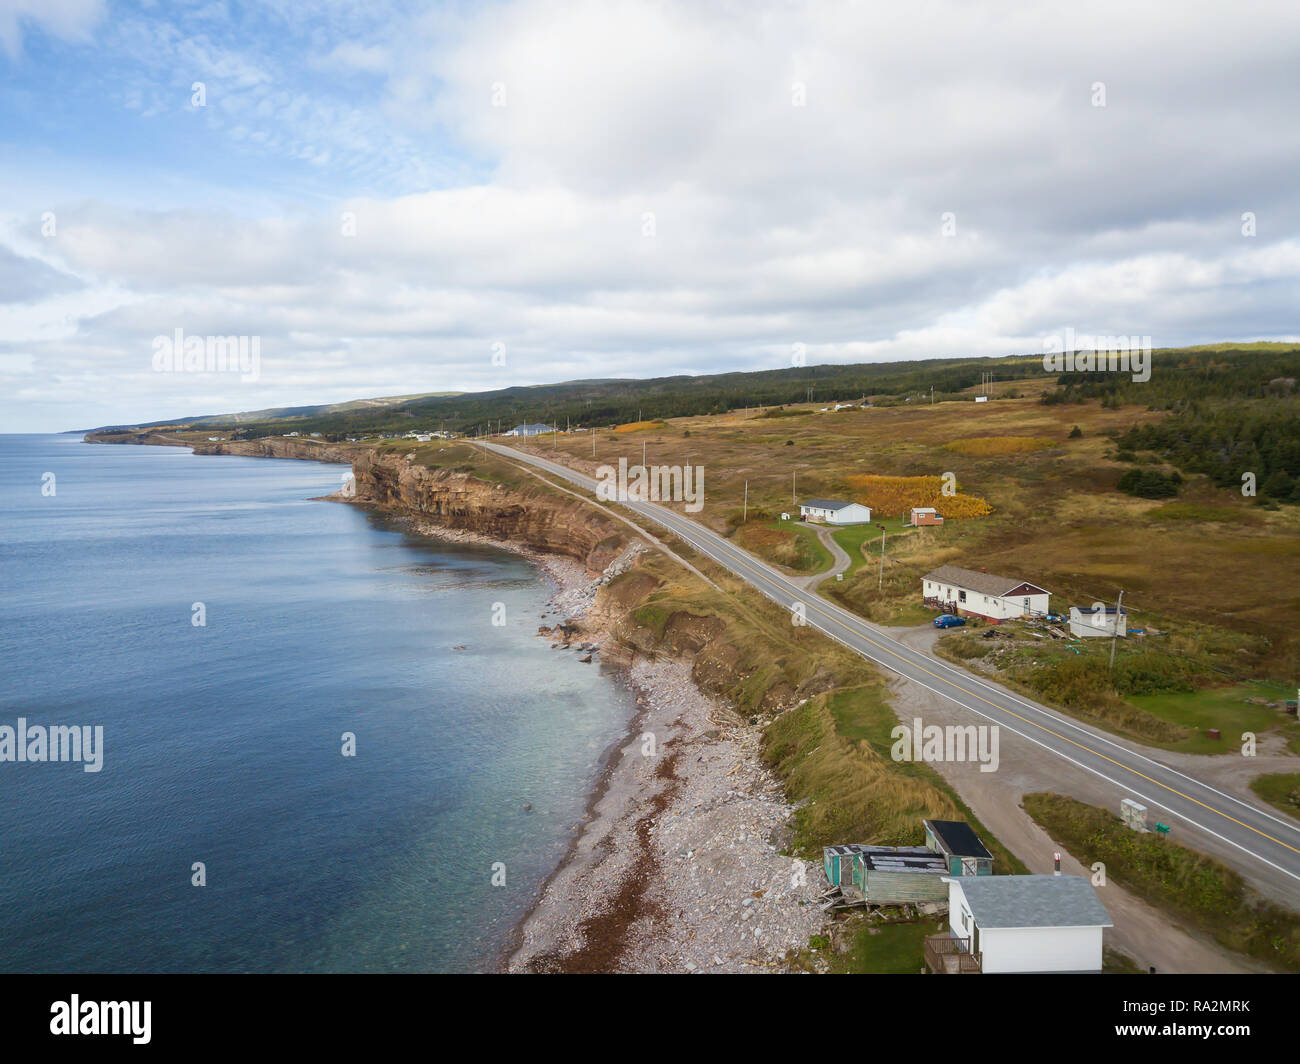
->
[933, 614, 966, 628]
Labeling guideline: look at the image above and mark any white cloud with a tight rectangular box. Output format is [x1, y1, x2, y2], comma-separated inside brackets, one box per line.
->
[0, 0, 104, 60]
[4, 0, 1300, 430]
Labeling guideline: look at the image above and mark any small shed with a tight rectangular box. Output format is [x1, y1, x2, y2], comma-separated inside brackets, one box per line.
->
[1069, 605, 1127, 639]
[910, 507, 944, 526]
[924, 819, 994, 876]
[823, 844, 950, 904]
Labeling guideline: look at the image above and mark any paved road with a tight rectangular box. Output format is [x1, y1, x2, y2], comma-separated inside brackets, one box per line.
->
[481, 441, 1300, 897]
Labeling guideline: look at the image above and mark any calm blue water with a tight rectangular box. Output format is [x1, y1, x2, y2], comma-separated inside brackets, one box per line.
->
[0, 434, 633, 972]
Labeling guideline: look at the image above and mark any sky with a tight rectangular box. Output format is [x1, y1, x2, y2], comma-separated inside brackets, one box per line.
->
[1, 0, 1297, 431]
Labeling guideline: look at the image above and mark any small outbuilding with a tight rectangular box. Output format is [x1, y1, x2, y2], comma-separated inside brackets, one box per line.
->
[821, 845, 950, 905]
[910, 507, 944, 526]
[931, 874, 1112, 974]
[800, 498, 872, 525]
[1069, 605, 1127, 638]
[924, 819, 994, 876]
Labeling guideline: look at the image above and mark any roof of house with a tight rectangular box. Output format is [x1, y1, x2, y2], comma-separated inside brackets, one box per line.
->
[952, 874, 1112, 929]
[802, 498, 862, 511]
[509, 423, 556, 434]
[823, 844, 947, 873]
[923, 564, 1049, 598]
[912, 507, 938, 513]
[923, 819, 993, 861]
[1072, 605, 1126, 615]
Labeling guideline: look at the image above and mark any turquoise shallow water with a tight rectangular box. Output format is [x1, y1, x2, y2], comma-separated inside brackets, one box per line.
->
[0, 434, 633, 972]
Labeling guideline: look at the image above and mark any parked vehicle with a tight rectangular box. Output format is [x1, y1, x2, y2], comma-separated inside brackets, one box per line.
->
[933, 614, 966, 628]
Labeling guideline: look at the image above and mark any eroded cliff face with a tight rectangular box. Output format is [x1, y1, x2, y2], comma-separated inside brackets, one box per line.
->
[86, 430, 355, 464]
[350, 450, 626, 574]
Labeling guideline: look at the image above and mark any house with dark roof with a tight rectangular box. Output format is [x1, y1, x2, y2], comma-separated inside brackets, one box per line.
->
[924, 819, 994, 876]
[922, 564, 1051, 622]
[799, 498, 872, 525]
[929, 874, 1113, 973]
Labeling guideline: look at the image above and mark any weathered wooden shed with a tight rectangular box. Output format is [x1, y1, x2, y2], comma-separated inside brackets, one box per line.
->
[822, 844, 950, 904]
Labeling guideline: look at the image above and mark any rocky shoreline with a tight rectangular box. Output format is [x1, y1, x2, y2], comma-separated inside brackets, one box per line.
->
[96, 434, 831, 972]
[395, 507, 829, 972]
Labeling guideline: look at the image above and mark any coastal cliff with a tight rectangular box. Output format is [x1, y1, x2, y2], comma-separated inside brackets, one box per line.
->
[350, 450, 627, 574]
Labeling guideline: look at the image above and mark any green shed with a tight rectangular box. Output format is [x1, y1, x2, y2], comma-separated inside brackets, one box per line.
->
[923, 819, 994, 876]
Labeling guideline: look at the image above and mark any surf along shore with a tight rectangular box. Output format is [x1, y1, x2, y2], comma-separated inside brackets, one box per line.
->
[83, 429, 1020, 973]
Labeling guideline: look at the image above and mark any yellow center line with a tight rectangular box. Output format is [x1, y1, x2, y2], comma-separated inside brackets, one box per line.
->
[495, 444, 1299, 860]
[685, 514, 1300, 859]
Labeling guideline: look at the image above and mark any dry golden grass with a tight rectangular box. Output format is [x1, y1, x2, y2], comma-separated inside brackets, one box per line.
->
[507, 394, 1300, 675]
[943, 435, 1056, 455]
[613, 419, 668, 433]
[844, 474, 993, 518]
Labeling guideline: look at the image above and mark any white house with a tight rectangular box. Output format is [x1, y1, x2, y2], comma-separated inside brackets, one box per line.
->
[938, 874, 1112, 973]
[1069, 605, 1127, 639]
[922, 564, 1050, 622]
[504, 423, 556, 437]
[799, 498, 873, 525]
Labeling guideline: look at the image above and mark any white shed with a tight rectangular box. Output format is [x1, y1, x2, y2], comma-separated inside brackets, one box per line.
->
[1069, 606, 1127, 638]
[799, 499, 873, 525]
[942, 874, 1111, 973]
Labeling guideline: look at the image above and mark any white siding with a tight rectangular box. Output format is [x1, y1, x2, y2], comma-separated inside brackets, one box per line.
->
[947, 880, 1104, 973]
[978, 926, 1103, 973]
[828, 503, 872, 525]
[923, 580, 1048, 620]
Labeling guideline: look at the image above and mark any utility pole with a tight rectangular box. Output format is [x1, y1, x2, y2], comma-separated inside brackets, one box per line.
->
[642, 439, 646, 469]
[744, 480, 748, 523]
[878, 526, 887, 591]
[792, 470, 797, 507]
[592, 428, 596, 458]
[1109, 589, 1124, 670]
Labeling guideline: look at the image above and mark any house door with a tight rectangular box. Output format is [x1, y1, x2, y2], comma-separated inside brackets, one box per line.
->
[972, 923, 980, 956]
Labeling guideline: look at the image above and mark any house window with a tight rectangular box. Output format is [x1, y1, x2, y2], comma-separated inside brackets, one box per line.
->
[958, 590, 967, 603]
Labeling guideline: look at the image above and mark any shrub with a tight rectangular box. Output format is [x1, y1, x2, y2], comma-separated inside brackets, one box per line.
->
[1117, 468, 1182, 498]
[1068, 425, 1083, 438]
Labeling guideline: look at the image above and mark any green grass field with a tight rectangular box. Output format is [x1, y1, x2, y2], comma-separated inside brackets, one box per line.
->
[1127, 683, 1298, 755]
[825, 917, 946, 974]
[830, 517, 914, 579]
[1249, 773, 1300, 819]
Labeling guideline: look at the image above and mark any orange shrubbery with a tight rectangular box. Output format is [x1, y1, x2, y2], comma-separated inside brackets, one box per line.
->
[943, 435, 1054, 455]
[613, 420, 668, 433]
[843, 475, 993, 519]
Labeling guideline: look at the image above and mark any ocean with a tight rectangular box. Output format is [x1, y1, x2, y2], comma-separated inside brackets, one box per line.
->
[0, 433, 634, 972]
